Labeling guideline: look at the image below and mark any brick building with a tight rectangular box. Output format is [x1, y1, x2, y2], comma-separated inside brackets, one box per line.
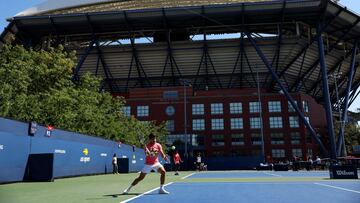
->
[121, 86, 327, 161]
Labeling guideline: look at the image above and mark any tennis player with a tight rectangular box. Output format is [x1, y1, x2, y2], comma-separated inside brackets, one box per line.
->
[123, 133, 170, 194]
[173, 150, 183, 175]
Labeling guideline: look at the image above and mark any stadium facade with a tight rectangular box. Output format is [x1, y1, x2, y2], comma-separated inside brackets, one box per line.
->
[2, 0, 360, 162]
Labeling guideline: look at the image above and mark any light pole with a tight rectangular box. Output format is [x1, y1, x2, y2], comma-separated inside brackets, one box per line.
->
[256, 67, 265, 162]
[330, 72, 347, 156]
[181, 79, 191, 159]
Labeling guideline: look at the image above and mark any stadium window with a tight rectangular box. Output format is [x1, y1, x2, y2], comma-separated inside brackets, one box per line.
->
[230, 149, 247, 156]
[231, 134, 244, 146]
[307, 149, 313, 158]
[211, 103, 223, 115]
[211, 119, 224, 130]
[166, 120, 175, 132]
[288, 101, 298, 112]
[192, 119, 205, 131]
[289, 116, 299, 128]
[252, 149, 262, 156]
[271, 133, 284, 145]
[192, 104, 204, 115]
[290, 132, 301, 144]
[269, 117, 283, 128]
[122, 106, 131, 117]
[166, 134, 185, 146]
[250, 117, 261, 129]
[304, 116, 310, 124]
[230, 118, 244, 129]
[163, 91, 178, 100]
[268, 101, 281, 112]
[249, 102, 260, 113]
[137, 106, 149, 117]
[306, 131, 312, 143]
[212, 150, 225, 157]
[230, 102, 242, 114]
[302, 101, 309, 112]
[192, 134, 204, 147]
[251, 133, 262, 145]
[292, 148, 302, 157]
[272, 149, 285, 158]
[212, 134, 225, 146]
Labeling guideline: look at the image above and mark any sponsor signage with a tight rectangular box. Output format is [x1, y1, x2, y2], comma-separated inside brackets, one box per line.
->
[0, 144, 3, 150]
[80, 157, 91, 163]
[54, 149, 66, 154]
[80, 148, 91, 163]
[100, 153, 107, 157]
[330, 165, 358, 179]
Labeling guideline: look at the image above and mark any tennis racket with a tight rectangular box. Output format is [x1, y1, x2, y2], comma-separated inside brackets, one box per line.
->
[137, 134, 152, 156]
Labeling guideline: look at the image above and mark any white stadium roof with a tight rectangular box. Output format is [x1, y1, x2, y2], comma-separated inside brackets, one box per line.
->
[15, 0, 115, 16]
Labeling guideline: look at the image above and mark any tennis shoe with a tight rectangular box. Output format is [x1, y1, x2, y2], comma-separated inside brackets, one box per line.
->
[158, 188, 170, 194]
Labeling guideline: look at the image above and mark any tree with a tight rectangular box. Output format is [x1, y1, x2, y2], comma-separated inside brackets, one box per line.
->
[0, 45, 168, 146]
[333, 110, 360, 155]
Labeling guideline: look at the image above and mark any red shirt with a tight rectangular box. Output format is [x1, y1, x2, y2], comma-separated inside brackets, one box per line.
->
[145, 142, 163, 165]
[173, 153, 182, 164]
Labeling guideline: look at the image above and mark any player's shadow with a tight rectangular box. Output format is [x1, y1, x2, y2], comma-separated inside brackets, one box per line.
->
[103, 193, 142, 197]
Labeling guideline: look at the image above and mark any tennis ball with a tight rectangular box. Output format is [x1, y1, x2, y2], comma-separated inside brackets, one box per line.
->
[171, 146, 176, 150]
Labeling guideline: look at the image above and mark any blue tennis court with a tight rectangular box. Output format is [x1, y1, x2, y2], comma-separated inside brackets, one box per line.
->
[187, 171, 332, 178]
[121, 171, 360, 203]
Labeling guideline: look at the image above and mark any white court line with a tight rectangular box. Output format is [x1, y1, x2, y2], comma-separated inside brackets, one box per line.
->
[314, 183, 360, 194]
[181, 172, 195, 179]
[120, 182, 174, 203]
[262, 171, 283, 177]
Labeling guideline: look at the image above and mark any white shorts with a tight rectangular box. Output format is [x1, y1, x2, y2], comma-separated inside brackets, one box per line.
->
[141, 162, 163, 174]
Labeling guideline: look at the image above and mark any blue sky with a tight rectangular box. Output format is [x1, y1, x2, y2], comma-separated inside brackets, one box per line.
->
[0, 0, 359, 112]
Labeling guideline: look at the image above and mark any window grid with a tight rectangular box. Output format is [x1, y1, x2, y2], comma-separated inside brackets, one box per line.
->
[166, 120, 175, 132]
[268, 101, 281, 112]
[250, 117, 261, 129]
[292, 148, 303, 157]
[230, 102, 243, 114]
[231, 134, 245, 145]
[249, 102, 260, 113]
[211, 103, 223, 115]
[306, 132, 312, 143]
[303, 101, 309, 112]
[269, 117, 283, 128]
[192, 104, 204, 115]
[291, 132, 301, 144]
[137, 106, 149, 117]
[212, 134, 225, 146]
[289, 116, 300, 128]
[122, 106, 131, 117]
[272, 149, 285, 158]
[271, 133, 284, 144]
[288, 101, 298, 112]
[192, 119, 205, 131]
[307, 149, 313, 158]
[230, 118, 244, 129]
[211, 119, 224, 130]
[251, 133, 262, 145]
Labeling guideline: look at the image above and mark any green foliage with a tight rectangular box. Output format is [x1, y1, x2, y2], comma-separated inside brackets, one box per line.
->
[0, 45, 168, 146]
[334, 120, 360, 155]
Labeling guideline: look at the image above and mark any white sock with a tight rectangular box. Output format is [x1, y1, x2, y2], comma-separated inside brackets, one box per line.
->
[160, 185, 164, 190]
[125, 185, 132, 191]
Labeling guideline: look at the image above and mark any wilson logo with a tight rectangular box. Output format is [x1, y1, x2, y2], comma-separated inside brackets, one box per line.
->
[336, 170, 355, 176]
